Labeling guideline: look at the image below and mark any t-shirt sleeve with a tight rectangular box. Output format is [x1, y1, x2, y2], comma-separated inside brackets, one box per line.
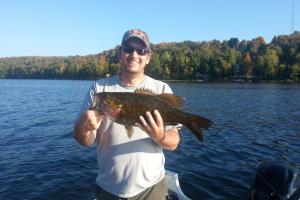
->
[162, 82, 173, 94]
[77, 83, 96, 118]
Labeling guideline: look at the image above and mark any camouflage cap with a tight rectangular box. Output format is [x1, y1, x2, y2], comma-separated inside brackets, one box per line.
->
[121, 29, 151, 49]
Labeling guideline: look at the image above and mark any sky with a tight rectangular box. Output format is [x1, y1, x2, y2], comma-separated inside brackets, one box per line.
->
[0, 0, 299, 58]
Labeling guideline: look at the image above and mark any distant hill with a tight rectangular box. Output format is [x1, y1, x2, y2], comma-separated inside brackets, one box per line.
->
[0, 31, 299, 82]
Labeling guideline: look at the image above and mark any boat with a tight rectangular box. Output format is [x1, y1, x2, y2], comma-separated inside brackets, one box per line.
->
[166, 161, 300, 200]
[248, 160, 300, 200]
[165, 170, 191, 200]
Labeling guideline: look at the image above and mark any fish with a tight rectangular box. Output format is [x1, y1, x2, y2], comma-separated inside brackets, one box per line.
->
[91, 88, 213, 141]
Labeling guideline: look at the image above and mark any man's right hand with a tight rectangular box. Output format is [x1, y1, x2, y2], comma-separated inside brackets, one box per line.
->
[73, 110, 103, 147]
[80, 110, 103, 132]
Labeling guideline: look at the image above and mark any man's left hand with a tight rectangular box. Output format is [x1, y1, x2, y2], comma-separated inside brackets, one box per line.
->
[135, 109, 165, 143]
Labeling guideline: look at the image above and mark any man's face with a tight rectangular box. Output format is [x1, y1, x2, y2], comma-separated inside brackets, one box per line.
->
[119, 39, 151, 75]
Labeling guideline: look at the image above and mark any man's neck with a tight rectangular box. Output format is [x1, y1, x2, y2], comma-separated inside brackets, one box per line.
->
[119, 72, 146, 87]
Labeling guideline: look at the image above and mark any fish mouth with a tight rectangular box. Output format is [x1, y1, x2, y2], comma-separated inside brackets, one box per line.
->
[91, 96, 99, 109]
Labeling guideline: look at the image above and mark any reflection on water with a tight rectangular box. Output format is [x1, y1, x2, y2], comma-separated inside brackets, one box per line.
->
[1, 80, 299, 199]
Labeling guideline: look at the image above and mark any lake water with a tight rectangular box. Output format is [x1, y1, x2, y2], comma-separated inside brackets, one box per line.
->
[1, 79, 300, 200]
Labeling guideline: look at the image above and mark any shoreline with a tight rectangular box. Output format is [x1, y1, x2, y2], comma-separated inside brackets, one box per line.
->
[1, 78, 299, 84]
[164, 79, 300, 84]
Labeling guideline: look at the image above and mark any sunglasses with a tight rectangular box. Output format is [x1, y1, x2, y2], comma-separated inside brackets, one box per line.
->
[122, 46, 149, 56]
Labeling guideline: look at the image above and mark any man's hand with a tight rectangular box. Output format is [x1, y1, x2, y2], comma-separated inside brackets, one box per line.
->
[73, 110, 103, 147]
[135, 109, 166, 143]
[135, 109, 180, 150]
[73, 107, 123, 147]
[81, 110, 103, 132]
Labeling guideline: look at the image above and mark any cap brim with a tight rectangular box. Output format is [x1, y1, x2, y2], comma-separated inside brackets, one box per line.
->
[123, 37, 148, 48]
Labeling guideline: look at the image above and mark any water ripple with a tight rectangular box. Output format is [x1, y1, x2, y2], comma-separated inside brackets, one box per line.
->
[1, 80, 300, 199]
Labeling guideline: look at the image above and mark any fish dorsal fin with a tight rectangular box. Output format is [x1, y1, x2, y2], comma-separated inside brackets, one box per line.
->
[134, 88, 184, 108]
[157, 93, 184, 109]
[134, 87, 156, 95]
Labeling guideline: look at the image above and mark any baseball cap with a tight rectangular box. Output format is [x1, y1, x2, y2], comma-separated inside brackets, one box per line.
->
[121, 29, 151, 49]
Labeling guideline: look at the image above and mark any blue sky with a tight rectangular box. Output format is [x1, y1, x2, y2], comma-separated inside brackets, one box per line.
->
[1, 0, 299, 57]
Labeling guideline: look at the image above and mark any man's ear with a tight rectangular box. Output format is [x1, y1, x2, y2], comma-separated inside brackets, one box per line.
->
[145, 52, 152, 65]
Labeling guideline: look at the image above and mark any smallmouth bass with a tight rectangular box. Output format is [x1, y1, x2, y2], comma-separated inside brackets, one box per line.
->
[92, 88, 213, 141]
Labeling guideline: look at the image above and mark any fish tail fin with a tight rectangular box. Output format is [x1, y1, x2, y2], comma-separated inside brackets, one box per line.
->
[185, 123, 204, 141]
[182, 113, 213, 141]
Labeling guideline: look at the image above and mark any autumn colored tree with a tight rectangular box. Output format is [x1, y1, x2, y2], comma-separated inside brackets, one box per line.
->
[0, 32, 299, 81]
[242, 52, 253, 77]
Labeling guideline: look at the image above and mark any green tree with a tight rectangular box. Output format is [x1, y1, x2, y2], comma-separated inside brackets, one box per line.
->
[147, 53, 162, 78]
[289, 64, 300, 80]
[263, 48, 279, 79]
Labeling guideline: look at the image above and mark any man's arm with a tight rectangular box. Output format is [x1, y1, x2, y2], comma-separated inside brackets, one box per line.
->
[73, 110, 103, 147]
[136, 110, 180, 151]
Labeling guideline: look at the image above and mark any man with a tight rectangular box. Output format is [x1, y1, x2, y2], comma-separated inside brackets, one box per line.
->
[73, 29, 180, 200]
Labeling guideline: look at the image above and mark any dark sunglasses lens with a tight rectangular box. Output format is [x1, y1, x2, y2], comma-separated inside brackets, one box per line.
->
[123, 47, 134, 54]
[123, 46, 148, 55]
[136, 49, 148, 55]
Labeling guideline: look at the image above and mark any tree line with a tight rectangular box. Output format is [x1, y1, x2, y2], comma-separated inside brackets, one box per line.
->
[0, 31, 299, 82]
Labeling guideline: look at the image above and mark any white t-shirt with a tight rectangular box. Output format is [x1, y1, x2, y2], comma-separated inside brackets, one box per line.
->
[79, 75, 173, 198]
